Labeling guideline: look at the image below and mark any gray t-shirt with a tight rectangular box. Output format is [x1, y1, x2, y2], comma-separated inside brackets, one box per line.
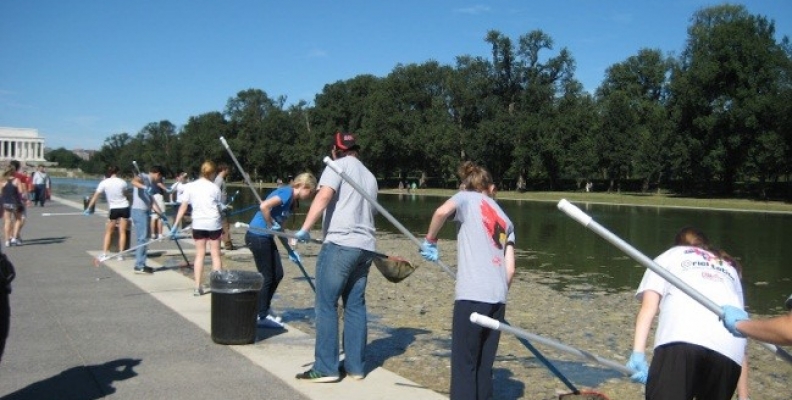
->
[131, 173, 153, 211]
[451, 191, 515, 304]
[213, 175, 227, 204]
[319, 156, 378, 252]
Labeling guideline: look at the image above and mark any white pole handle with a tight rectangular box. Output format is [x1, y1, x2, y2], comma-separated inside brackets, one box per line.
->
[470, 313, 634, 375]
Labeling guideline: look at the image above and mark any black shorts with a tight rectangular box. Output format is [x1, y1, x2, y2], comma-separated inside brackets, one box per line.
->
[192, 229, 222, 240]
[109, 207, 131, 220]
[647, 342, 742, 400]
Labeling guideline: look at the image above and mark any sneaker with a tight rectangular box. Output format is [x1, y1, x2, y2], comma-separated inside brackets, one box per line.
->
[134, 266, 154, 274]
[257, 314, 284, 329]
[295, 369, 340, 383]
[115, 255, 125, 261]
[9, 238, 20, 246]
[3, 241, 8, 247]
[340, 366, 365, 381]
[193, 287, 204, 297]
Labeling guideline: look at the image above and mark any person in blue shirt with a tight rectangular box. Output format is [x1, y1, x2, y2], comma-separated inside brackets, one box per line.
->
[245, 172, 316, 328]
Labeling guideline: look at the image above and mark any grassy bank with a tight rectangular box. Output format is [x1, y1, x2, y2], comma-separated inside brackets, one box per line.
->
[376, 188, 792, 214]
[230, 181, 792, 213]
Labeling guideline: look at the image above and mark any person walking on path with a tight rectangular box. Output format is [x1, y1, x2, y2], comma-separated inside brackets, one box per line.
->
[8, 161, 29, 246]
[130, 165, 165, 274]
[1, 166, 24, 248]
[31, 165, 51, 207]
[245, 172, 317, 328]
[171, 161, 223, 296]
[84, 166, 131, 261]
[627, 227, 748, 400]
[293, 132, 378, 383]
[213, 163, 235, 251]
[419, 161, 516, 400]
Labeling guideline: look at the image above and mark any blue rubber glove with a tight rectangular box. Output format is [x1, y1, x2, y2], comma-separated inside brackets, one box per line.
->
[294, 229, 311, 243]
[289, 251, 302, 263]
[83, 209, 93, 216]
[626, 351, 649, 384]
[168, 225, 179, 238]
[146, 186, 155, 196]
[270, 221, 282, 231]
[419, 239, 439, 262]
[722, 305, 749, 338]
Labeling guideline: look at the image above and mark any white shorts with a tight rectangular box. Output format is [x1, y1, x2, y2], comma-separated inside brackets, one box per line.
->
[151, 194, 165, 218]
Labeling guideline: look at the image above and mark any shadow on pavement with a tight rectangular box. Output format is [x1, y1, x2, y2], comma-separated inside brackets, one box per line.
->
[3, 358, 141, 400]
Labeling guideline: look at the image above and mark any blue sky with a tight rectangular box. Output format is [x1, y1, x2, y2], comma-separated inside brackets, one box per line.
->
[1, 1, 790, 151]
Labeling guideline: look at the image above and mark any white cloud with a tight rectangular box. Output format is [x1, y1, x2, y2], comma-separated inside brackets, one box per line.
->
[306, 48, 328, 58]
[454, 5, 491, 15]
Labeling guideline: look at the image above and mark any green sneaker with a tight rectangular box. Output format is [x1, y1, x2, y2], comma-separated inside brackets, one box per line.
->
[295, 369, 340, 383]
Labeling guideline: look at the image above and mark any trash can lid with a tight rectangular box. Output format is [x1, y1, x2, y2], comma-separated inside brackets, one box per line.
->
[210, 270, 264, 293]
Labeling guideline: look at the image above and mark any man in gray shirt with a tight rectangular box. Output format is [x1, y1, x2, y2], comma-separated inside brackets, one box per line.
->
[294, 132, 377, 383]
[213, 163, 235, 250]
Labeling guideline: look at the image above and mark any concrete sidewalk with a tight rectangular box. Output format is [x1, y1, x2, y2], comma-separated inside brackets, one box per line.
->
[0, 197, 446, 400]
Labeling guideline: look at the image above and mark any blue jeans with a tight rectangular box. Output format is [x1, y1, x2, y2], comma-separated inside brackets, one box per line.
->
[245, 232, 283, 318]
[131, 208, 149, 268]
[313, 242, 372, 377]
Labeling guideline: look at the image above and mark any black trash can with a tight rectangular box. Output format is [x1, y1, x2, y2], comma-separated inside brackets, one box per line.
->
[210, 270, 264, 345]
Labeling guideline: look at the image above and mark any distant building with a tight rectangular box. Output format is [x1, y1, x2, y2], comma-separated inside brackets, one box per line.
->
[0, 127, 47, 163]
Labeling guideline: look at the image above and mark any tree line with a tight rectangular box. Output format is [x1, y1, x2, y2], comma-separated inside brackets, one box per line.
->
[47, 4, 792, 199]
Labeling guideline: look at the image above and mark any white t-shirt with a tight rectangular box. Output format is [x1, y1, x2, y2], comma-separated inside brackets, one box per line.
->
[95, 176, 129, 210]
[170, 181, 186, 203]
[636, 245, 746, 364]
[181, 178, 222, 231]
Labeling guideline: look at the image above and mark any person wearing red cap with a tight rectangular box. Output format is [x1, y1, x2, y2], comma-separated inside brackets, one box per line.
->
[294, 132, 378, 383]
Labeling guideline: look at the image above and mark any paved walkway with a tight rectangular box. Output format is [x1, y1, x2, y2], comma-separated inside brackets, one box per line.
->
[0, 197, 446, 400]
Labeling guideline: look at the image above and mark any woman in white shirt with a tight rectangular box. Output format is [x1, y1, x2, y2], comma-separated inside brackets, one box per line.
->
[627, 227, 747, 400]
[171, 161, 223, 296]
[85, 166, 130, 260]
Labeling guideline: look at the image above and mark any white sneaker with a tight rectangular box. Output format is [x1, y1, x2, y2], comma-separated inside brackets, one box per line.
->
[10, 238, 20, 246]
[257, 314, 284, 329]
[4, 241, 9, 247]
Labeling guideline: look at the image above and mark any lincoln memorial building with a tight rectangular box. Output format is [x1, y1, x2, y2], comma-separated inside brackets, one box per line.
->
[0, 127, 47, 163]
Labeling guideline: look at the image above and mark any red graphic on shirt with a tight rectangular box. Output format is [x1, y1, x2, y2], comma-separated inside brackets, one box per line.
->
[480, 200, 507, 250]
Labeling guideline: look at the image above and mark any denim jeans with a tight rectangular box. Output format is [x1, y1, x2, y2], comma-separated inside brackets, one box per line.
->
[313, 242, 372, 377]
[130, 208, 150, 268]
[245, 232, 283, 318]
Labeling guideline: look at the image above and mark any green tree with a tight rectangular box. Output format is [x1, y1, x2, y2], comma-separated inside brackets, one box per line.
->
[178, 111, 230, 177]
[596, 48, 674, 192]
[669, 4, 790, 194]
[45, 147, 83, 169]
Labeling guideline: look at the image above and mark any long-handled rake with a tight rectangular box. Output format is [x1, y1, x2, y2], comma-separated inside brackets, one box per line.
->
[557, 199, 792, 365]
[471, 313, 625, 399]
[219, 136, 317, 291]
[156, 211, 192, 268]
[234, 222, 416, 284]
[93, 226, 191, 267]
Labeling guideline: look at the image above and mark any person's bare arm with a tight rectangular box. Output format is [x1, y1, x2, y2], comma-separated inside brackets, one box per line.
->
[633, 290, 661, 352]
[299, 186, 334, 232]
[737, 313, 792, 345]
